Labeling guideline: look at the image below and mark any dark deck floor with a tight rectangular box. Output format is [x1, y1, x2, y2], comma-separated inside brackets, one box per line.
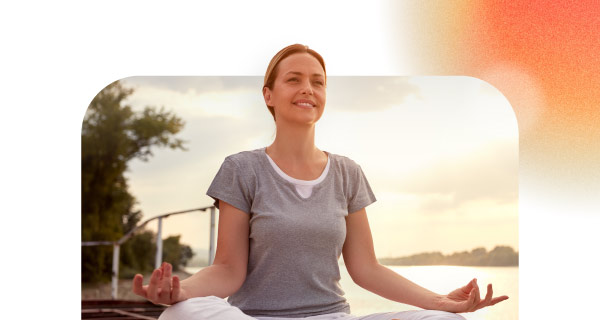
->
[82, 300, 166, 320]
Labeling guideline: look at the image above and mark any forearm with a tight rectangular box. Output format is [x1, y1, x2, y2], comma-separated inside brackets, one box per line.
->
[354, 263, 443, 310]
[179, 263, 245, 300]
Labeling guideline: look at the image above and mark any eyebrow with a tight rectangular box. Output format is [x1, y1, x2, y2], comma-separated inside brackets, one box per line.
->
[285, 71, 324, 78]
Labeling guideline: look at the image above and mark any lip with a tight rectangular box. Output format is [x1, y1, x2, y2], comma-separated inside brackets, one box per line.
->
[293, 99, 316, 109]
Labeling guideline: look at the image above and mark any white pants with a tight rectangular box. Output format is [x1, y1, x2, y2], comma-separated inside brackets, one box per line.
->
[158, 296, 466, 320]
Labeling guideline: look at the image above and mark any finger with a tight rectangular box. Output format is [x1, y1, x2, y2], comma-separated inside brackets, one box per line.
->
[171, 275, 181, 302]
[160, 262, 166, 280]
[461, 278, 476, 295]
[483, 284, 493, 304]
[471, 279, 481, 306]
[147, 268, 162, 301]
[466, 288, 477, 311]
[490, 295, 509, 306]
[475, 283, 494, 311]
[160, 263, 173, 299]
[132, 274, 147, 298]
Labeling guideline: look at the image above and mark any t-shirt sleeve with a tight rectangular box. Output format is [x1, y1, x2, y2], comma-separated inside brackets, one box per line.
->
[347, 164, 377, 213]
[206, 157, 252, 214]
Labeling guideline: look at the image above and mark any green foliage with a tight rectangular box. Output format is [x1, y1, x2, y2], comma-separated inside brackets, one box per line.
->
[119, 232, 196, 279]
[82, 80, 188, 283]
[81, 246, 114, 284]
[162, 235, 194, 272]
[120, 230, 157, 278]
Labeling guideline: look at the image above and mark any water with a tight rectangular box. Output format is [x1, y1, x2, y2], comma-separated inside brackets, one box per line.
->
[339, 266, 517, 320]
[184, 265, 518, 320]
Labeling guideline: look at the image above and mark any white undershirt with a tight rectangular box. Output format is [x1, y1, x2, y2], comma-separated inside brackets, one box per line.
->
[265, 153, 330, 199]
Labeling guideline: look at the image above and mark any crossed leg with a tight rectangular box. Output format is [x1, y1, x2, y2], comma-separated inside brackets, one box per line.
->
[158, 296, 466, 320]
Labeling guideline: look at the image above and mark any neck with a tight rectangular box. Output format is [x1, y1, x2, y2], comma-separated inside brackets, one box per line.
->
[268, 122, 320, 162]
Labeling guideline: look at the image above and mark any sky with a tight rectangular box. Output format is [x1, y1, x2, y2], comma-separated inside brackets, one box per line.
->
[120, 75, 518, 258]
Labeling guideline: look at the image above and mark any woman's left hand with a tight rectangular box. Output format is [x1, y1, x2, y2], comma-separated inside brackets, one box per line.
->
[436, 278, 509, 313]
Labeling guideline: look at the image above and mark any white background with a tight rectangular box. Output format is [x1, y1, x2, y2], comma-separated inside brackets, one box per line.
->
[1, 1, 597, 319]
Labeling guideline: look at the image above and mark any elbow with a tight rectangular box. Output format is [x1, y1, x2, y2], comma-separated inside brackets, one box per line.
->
[207, 261, 247, 298]
[225, 263, 248, 293]
[213, 264, 244, 295]
[231, 271, 247, 294]
[347, 260, 381, 289]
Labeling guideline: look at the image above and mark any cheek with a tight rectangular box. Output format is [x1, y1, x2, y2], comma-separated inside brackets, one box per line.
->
[318, 91, 326, 105]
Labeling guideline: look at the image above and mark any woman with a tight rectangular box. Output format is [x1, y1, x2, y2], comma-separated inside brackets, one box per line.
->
[132, 44, 508, 319]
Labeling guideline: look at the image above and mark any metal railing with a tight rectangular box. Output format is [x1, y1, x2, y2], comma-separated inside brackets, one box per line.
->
[82, 205, 217, 299]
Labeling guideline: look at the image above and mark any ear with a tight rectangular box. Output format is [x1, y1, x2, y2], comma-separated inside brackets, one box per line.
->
[263, 86, 272, 106]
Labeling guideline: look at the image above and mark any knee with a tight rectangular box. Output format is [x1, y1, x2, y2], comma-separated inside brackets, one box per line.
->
[403, 310, 465, 320]
[428, 311, 466, 320]
[158, 296, 229, 320]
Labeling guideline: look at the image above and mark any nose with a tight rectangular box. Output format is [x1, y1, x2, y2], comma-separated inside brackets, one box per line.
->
[300, 79, 314, 95]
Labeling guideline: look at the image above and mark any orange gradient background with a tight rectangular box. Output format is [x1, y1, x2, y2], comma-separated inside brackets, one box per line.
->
[391, 1, 600, 203]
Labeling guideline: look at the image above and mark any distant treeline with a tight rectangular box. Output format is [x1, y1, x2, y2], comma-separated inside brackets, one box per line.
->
[378, 246, 518, 266]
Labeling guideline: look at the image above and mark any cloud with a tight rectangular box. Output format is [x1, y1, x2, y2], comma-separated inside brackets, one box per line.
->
[127, 113, 274, 214]
[122, 76, 261, 95]
[119, 76, 269, 121]
[376, 139, 518, 213]
[121, 76, 421, 114]
[128, 113, 272, 175]
[326, 77, 420, 112]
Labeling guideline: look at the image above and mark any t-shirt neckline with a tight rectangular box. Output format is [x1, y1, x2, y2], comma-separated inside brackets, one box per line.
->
[263, 148, 330, 186]
[260, 147, 334, 194]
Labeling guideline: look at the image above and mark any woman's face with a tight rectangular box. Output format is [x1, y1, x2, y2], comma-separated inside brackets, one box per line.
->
[264, 53, 326, 126]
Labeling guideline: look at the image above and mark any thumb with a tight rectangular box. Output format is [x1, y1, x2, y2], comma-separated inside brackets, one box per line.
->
[460, 278, 476, 295]
[132, 274, 147, 297]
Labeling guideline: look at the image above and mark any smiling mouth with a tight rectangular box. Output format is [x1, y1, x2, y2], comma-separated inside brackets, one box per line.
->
[293, 101, 315, 109]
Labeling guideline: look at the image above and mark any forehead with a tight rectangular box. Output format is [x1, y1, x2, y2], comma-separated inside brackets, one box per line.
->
[276, 53, 325, 78]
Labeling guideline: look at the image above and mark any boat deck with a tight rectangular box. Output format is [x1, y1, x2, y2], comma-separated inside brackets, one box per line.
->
[82, 300, 166, 320]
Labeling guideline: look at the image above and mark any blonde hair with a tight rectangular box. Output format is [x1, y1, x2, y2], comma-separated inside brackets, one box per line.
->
[263, 44, 327, 120]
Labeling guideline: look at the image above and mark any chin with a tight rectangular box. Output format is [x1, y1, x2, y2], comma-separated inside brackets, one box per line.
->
[280, 117, 319, 127]
[276, 109, 323, 126]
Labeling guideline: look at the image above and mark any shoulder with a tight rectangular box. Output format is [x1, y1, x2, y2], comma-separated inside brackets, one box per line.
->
[328, 152, 366, 182]
[328, 152, 362, 171]
[223, 148, 265, 169]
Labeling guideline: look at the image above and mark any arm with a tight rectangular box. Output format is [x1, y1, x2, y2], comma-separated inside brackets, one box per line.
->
[341, 209, 508, 313]
[179, 200, 249, 299]
[133, 200, 249, 304]
[342, 208, 443, 310]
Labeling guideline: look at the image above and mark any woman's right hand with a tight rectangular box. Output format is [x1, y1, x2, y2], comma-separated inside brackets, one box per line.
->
[132, 262, 185, 305]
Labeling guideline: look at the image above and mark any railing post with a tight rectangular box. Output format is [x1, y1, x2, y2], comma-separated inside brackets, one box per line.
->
[82, 206, 216, 300]
[208, 206, 216, 265]
[111, 243, 120, 300]
[155, 217, 163, 269]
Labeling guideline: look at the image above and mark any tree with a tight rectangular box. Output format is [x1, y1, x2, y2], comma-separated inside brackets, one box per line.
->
[162, 235, 194, 272]
[119, 232, 195, 278]
[487, 246, 519, 266]
[82, 80, 187, 283]
[469, 247, 487, 266]
[120, 230, 157, 279]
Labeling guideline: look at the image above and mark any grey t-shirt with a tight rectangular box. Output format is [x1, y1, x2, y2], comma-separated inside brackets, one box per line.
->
[206, 147, 376, 318]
